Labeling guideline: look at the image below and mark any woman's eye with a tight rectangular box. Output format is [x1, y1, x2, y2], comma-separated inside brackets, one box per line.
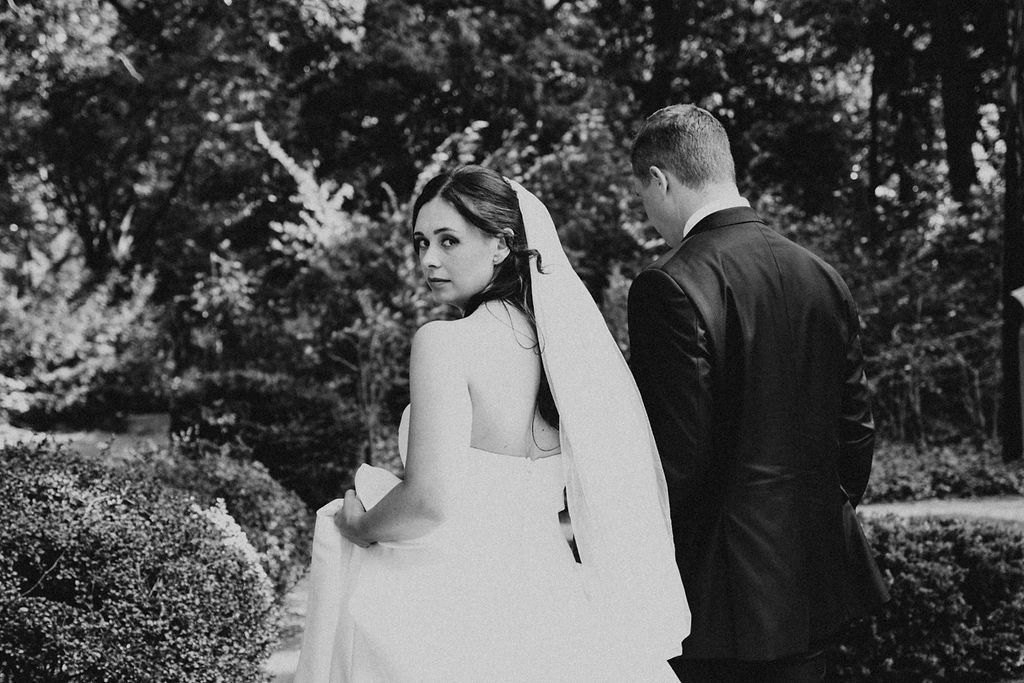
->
[441, 237, 457, 248]
[413, 238, 427, 253]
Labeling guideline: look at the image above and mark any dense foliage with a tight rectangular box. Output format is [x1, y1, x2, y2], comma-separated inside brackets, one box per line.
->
[865, 441, 1024, 503]
[0, 265, 167, 430]
[127, 435, 313, 597]
[834, 515, 1024, 682]
[169, 369, 365, 507]
[0, 0, 1017, 483]
[0, 441, 278, 682]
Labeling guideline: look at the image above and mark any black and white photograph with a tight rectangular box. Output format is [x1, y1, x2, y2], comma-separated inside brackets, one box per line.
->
[1, 0, 1023, 681]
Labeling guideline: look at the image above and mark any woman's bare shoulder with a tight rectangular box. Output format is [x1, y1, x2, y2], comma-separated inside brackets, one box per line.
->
[410, 318, 493, 372]
[410, 319, 468, 372]
[412, 305, 536, 377]
[463, 302, 537, 345]
[412, 318, 477, 353]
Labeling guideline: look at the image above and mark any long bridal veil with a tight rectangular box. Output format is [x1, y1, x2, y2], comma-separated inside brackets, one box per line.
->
[510, 180, 690, 660]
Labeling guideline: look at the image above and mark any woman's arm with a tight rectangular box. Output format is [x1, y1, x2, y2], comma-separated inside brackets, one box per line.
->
[336, 320, 471, 544]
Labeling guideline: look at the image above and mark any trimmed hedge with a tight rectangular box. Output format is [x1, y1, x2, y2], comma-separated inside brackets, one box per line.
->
[834, 515, 1024, 682]
[0, 441, 279, 682]
[169, 369, 359, 507]
[864, 441, 1024, 504]
[127, 435, 312, 597]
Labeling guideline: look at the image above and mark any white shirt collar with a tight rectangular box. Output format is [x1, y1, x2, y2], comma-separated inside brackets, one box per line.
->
[683, 196, 751, 238]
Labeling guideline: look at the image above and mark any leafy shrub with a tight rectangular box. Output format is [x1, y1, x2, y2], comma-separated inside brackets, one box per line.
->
[854, 184, 1002, 446]
[864, 441, 1024, 503]
[0, 269, 168, 431]
[253, 122, 424, 473]
[8, 361, 169, 432]
[169, 369, 360, 507]
[864, 321, 999, 445]
[834, 515, 1024, 682]
[0, 441, 278, 682]
[127, 435, 312, 597]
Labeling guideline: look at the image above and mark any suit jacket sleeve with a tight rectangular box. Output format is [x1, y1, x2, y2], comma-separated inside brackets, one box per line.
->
[837, 294, 875, 507]
[628, 268, 714, 507]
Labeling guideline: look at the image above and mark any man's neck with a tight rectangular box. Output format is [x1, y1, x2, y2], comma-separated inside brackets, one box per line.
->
[681, 185, 748, 239]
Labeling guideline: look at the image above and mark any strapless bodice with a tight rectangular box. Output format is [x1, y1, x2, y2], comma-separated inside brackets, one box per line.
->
[396, 407, 567, 554]
[442, 446, 565, 514]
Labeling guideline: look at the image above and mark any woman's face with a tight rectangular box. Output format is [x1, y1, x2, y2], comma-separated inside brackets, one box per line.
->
[413, 197, 507, 310]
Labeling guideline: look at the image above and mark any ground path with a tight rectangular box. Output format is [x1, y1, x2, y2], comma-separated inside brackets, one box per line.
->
[266, 580, 308, 682]
[861, 496, 1024, 524]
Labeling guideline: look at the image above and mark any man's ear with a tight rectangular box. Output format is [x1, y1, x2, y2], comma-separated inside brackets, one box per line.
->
[648, 165, 669, 194]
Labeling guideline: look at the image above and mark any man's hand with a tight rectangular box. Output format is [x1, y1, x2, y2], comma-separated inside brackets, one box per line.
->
[334, 490, 372, 548]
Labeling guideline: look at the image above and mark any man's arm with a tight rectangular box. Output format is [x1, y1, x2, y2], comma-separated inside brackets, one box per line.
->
[837, 297, 875, 507]
[628, 268, 714, 506]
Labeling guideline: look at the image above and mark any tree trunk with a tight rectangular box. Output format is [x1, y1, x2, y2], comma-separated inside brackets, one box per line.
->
[895, 102, 916, 206]
[867, 57, 881, 243]
[640, 0, 689, 113]
[935, 0, 978, 203]
[1001, 0, 1024, 461]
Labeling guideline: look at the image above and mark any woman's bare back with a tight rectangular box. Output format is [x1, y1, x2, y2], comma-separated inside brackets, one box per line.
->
[456, 301, 559, 459]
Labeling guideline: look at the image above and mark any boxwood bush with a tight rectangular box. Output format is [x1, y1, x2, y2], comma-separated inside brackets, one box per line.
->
[0, 441, 279, 682]
[127, 435, 312, 597]
[864, 441, 1024, 503]
[834, 515, 1024, 682]
[169, 369, 360, 507]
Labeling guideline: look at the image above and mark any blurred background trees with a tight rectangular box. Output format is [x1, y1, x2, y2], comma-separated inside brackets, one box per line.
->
[1002, 0, 1024, 460]
[6, 3, 1024, 678]
[0, 0, 1020, 486]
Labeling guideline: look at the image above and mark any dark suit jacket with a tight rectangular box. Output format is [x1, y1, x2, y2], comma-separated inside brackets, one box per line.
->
[628, 207, 889, 661]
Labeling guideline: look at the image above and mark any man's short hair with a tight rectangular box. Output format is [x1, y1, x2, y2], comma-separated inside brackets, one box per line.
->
[630, 104, 736, 188]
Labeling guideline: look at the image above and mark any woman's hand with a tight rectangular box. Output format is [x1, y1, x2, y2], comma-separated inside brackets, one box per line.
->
[334, 490, 372, 547]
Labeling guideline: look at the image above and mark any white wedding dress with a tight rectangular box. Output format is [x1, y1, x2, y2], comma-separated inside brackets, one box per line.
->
[294, 180, 688, 682]
[295, 408, 676, 682]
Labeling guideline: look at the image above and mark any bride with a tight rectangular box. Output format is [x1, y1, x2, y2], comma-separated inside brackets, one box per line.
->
[294, 166, 689, 682]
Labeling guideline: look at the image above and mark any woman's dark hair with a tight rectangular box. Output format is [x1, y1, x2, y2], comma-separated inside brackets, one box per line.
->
[411, 165, 558, 429]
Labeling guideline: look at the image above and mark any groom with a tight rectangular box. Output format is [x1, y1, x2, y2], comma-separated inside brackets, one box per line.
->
[627, 105, 889, 682]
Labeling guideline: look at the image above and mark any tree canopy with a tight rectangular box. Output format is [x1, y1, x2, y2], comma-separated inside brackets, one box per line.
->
[0, 0, 1018, 453]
